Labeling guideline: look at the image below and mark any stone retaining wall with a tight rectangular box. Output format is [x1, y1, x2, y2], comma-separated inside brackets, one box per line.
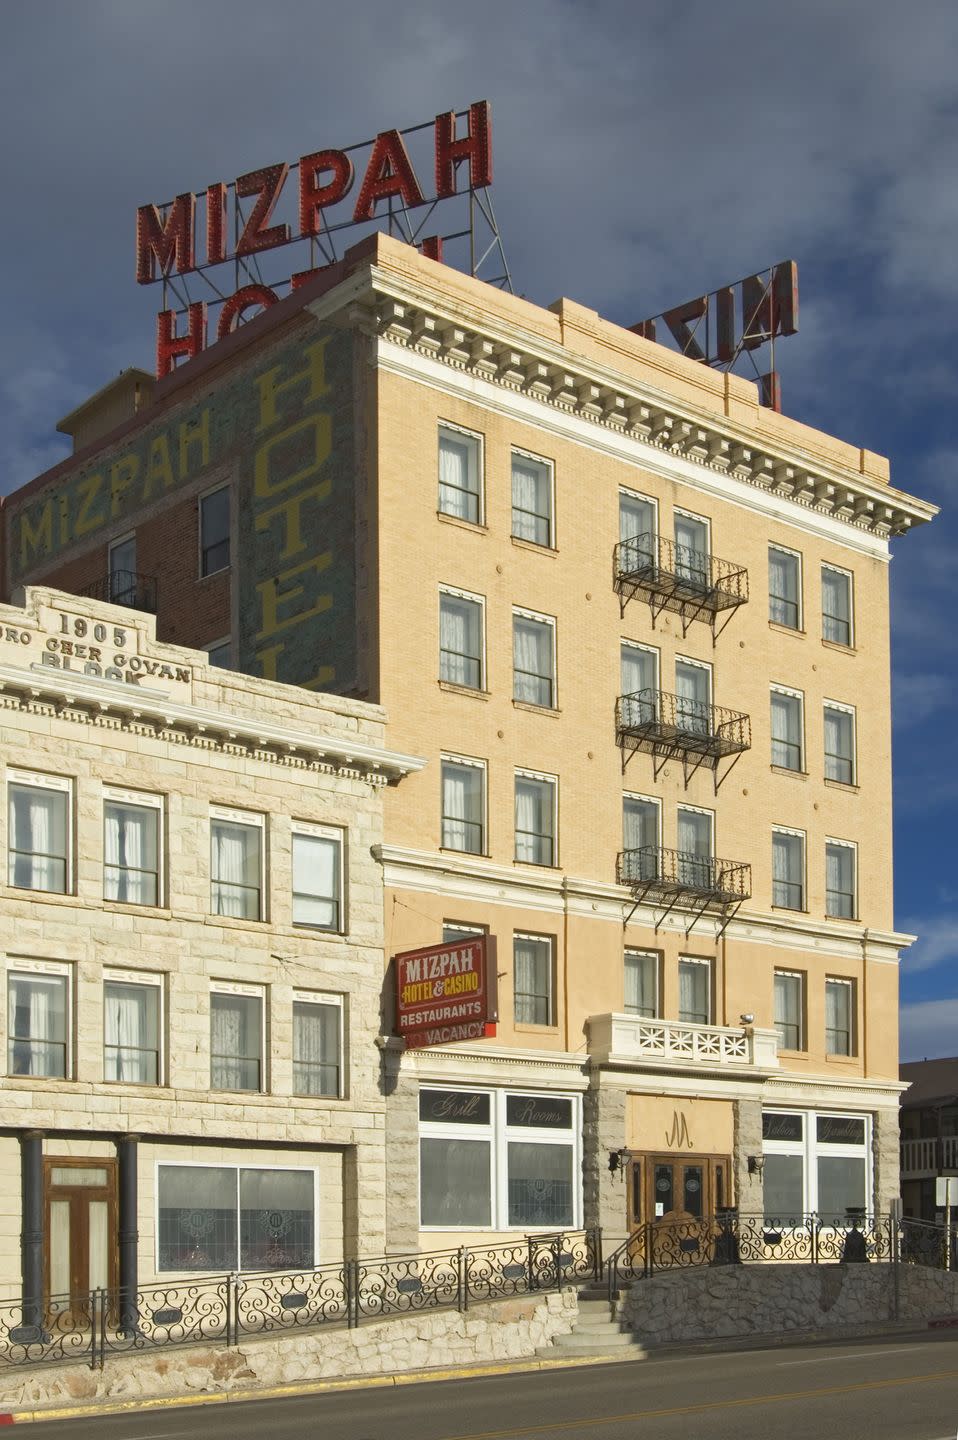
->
[0, 1290, 578, 1412]
[623, 1263, 958, 1345]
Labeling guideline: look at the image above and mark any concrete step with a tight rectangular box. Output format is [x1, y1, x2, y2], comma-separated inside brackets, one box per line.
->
[574, 1316, 626, 1334]
[536, 1343, 645, 1362]
[550, 1328, 638, 1350]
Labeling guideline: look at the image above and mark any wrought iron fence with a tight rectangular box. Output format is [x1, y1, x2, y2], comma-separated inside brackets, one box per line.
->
[0, 1228, 600, 1372]
[613, 533, 749, 614]
[606, 1211, 958, 1301]
[617, 846, 752, 904]
[616, 689, 751, 760]
[76, 570, 158, 614]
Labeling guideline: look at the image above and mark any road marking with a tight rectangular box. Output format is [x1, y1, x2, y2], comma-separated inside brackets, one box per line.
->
[777, 1346, 921, 1366]
[438, 1367, 958, 1439]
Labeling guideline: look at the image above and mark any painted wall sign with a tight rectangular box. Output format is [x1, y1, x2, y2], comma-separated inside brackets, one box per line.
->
[394, 935, 498, 1050]
[7, 328, 357, 694]
[136, 103, 493, 376]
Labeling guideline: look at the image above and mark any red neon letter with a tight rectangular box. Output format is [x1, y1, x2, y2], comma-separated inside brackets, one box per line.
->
[156, 302, 206, 378]
[353, 131, 425, 221]
[216, 284, 279, 339]
[136, 194, 195, 283]
[299, 150, 353, 236]
[206, 182, 227, 265]
[236, 164, 290, 256]
[434, 101, 492, 198]
[420, 236, 443, 262]
[741, 262, 799, 351]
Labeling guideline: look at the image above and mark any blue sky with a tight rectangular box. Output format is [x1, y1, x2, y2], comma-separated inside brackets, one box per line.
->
[0, 1, 954, 1057]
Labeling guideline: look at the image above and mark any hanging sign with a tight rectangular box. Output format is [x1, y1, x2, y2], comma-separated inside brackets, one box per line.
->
[393, 935, 498, 1050]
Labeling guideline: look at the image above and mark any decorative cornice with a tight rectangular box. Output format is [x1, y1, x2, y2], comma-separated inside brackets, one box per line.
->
[315, 269, 937, 542]
[0, 665, 425, 784]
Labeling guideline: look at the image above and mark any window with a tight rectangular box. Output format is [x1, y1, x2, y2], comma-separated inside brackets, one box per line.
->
[674, 511, 710, 589]
[104, 789, 161, 906]
[438, 424, 482, 524]
[104, 969, 162, 1084]
[822, 566, 853, 646]
[108, 534, 137, 605]
[620, 643, 657, 711]
[513, 610, 556, 707]
[443, 922, 486, 945]
[769, 546, 802, 629]
[439, 587, 484, 689]
[205, 638, 231, 669]
[772, 828, 805, 910]
[619, 800, 656, 875]
[677, 806, 713, 888]
[826, 979, 854, 1056]
[293, 991, 343, 1097]
[675, 658, 711, 736]
[511, 451, 553, 546]
[292, 823, 342, 930]
[824, 703, 856, 785]
[8, 771, 70, 894]
[514, 771, 557, 865]
[762, 1110, 869, 1222]
[210, 807, 264, 919]
[418, 1088, 579, 1231]
[619, 490, 656, 567]
[678, 957, 711, 1025]
[200, 486, 230, 576]
[7, 962, 70, 1077]
[157, 1164, 315, 1272]
[210, 984, 264, 1091]
[774, 971, 804, 1051]
[625, 950, 658, 1018]
[826, 840, 857, 920]
[441, 756, 485, 854]
[770, 687, 804, 771]
[513, 934, 554, 1025]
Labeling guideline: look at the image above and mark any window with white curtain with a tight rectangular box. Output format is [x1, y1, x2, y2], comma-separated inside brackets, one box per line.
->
[678, 956, 711, 1024]
[8, 964, 70, 1077]
[293, 991, 343, 1097]
[513, 610, 556, 707]
[292, 824, 342, 930]
[511, 451, 553, 546]
[443, 921, 487, 944]
[514, 934, 554, 1025]
[772, 828, 805, 910]
[104, 791, 161, 906]
[625, 950, 658, 1018]
[769, 546, 802, 628]
[438, 425, 482, 524]
[774, 970, 804, 1051]
[826, 979, 854, 1056]
[210, 808, 264, 919]
[619, 490, 656, 565]
[620, 644, 658, 721]
[826, 839, 857, 920]
[623, 795, 660, 879]
[439, 588, 484, 688]
[8, 772, 70, 894]
[674, 512, 710, 589]
[514, 771, 557, 865]
[210, 986, 264, 1091]
[822, 566, 853, 646]
[441, 756, 485, 853]
[103, 971, 162, 1084]
[677, 807, 713, 889]
[824, 703, 856, 784]
[770, 687, 804, 771]
[675, 658, 712, 736]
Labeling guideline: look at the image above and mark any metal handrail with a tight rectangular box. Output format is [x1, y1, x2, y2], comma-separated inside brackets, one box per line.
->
[617, 846, 751, 902]
[616, 689, 750, 757]
[614, 533, 748, 612]
[76, 570, 158, 614]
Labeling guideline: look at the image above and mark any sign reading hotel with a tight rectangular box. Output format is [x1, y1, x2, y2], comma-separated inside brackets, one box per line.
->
[136, 103, 493, 375]
[394, 936, 498, 1050]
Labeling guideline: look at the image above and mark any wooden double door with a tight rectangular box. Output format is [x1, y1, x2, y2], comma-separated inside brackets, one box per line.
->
[44, 1158, 117, 1318]
[627, 1153, 731, 1231]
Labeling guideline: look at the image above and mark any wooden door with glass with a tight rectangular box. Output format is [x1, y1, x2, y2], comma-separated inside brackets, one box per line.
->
[44, 1158, 117, 1320]
[627, 1153, 731, 1265]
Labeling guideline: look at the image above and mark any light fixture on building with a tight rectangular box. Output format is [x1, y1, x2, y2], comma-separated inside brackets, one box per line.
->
[747, 1154, 765, 1176]
[740, 1013, 755, 1026]
[608, 1148, 631, 1175]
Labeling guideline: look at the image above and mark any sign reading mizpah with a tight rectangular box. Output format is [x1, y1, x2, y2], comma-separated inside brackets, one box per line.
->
[393, 936, 498, 1050]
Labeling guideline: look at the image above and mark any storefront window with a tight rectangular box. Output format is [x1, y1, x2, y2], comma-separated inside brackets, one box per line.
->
[157, 1164, 315, 1272]
[761, 1109, 870, 1220]
[507, 1143, 573, 1226]
[420, 1139, 492, 1227]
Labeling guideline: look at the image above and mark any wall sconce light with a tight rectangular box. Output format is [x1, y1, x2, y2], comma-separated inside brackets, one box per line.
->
[608, 1148, 631, 1175]
[740, 1013, 755, 1026]
[747, 1154, 765, 1176]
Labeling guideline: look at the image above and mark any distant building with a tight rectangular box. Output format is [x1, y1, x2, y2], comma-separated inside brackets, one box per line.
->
[900, 1058, 958, 1221]
[0, 586, 420, 1312]
[2, 231, 936, 1254]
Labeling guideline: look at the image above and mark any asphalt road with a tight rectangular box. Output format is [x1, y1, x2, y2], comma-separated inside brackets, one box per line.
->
[20, 1333, 958, 1440]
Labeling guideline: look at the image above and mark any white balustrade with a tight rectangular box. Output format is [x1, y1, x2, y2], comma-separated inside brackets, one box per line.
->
[588, 1013, 779, 1070]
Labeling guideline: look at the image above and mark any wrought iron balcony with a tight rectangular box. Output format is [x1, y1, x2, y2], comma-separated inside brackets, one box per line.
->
[587, 1013, 780, 1072]
[613, 532, 748, 638]
[900, 1136, 958, 1178]
[76, 570, 158, 614]
[616, 689, 750, 789]
[617, 845, 751, 938]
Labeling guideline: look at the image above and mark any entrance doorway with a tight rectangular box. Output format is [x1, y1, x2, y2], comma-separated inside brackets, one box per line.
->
[44, 1158, 117, 1318]
[626, 1153, 731, 1266]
